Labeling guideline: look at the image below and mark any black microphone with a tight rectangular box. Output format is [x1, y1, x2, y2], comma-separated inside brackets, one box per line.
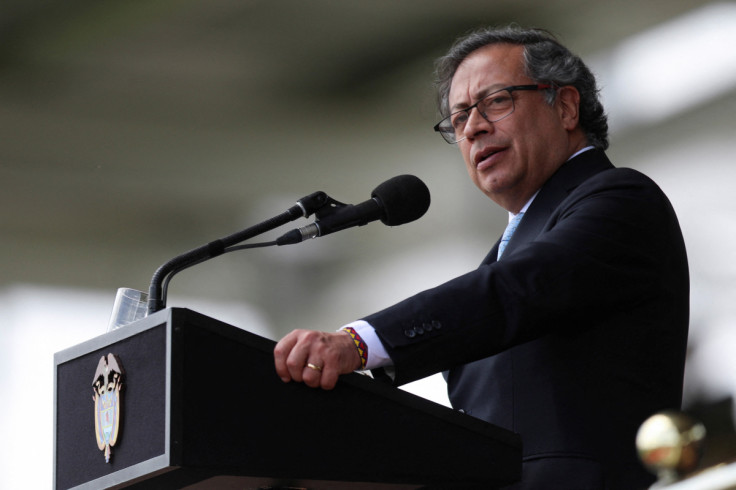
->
[276, 175, 430, 245]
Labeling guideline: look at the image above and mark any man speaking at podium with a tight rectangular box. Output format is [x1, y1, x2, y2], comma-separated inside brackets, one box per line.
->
[274, 26, 689, 489]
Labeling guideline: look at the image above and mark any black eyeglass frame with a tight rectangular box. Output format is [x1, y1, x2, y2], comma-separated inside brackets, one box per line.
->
[433, 84, 553, 144]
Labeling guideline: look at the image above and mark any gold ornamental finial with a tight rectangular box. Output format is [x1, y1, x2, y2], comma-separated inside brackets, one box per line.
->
[636, 411, 706, 484]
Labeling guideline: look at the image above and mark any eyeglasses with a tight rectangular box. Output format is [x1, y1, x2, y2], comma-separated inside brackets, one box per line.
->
[434, 84, 552, 144]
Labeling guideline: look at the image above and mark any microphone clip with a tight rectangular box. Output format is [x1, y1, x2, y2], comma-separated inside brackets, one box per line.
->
[312, 197, 350, 220]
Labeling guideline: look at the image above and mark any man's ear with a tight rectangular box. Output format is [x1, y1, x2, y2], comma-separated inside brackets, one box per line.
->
[556, 85, 581, 131]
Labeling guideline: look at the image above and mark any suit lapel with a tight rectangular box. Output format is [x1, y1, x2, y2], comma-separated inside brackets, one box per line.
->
[481, 149, 614, 265]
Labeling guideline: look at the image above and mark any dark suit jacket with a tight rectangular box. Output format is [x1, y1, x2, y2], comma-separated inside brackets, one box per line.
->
[364, 149, 689, 489]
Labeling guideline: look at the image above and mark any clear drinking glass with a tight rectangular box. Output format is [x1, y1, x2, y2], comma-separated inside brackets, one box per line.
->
[107, 288, 149, 332]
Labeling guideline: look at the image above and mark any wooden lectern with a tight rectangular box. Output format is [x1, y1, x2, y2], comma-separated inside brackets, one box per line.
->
[54, 308, 521, 489]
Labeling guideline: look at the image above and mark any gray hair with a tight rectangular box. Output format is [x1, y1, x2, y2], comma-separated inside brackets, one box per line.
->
[435, 26, 609, 150]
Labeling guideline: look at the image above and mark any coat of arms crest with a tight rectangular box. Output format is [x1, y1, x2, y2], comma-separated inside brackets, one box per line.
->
[92, 354, 124, 463]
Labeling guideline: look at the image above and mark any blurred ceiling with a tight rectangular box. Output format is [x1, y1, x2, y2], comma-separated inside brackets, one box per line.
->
[1, 0, 731, 334]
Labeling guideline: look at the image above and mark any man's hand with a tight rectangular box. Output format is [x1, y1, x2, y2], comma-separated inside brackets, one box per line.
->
[273, 329, 362, 390]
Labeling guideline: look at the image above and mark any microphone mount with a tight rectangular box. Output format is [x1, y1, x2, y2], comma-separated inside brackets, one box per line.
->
[146, 174, 430, 314]
[147, 191, 330, 314]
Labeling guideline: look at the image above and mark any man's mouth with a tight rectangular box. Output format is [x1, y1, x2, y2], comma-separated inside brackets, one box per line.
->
[475, 147, 505, 168]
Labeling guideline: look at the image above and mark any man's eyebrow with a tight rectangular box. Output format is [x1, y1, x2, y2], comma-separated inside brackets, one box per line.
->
[449, 100, 470, 112]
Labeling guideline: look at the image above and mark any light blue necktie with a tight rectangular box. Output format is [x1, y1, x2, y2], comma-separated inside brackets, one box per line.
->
[497, 212, 524, 260]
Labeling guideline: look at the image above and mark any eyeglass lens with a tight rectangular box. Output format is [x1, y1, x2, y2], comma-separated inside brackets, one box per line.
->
[440, 90, 514, 143]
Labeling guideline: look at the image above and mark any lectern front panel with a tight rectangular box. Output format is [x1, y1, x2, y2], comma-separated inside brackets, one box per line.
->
[55, 323, 167, 489]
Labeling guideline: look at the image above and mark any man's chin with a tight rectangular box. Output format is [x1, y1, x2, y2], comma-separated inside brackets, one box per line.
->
[477, 177, 522, 208]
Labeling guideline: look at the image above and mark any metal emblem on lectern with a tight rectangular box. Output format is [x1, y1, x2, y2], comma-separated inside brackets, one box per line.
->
[92, 353, 125, 463]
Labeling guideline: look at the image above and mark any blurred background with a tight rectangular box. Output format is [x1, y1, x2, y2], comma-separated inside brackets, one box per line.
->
[2, 1, 736, 487]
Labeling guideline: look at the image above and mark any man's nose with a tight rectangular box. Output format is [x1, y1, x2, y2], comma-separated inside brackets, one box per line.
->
[463, 106, 493, 139]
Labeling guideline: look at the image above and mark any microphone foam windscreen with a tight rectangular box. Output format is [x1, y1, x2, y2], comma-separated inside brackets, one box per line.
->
[372, 175, 431, 226]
